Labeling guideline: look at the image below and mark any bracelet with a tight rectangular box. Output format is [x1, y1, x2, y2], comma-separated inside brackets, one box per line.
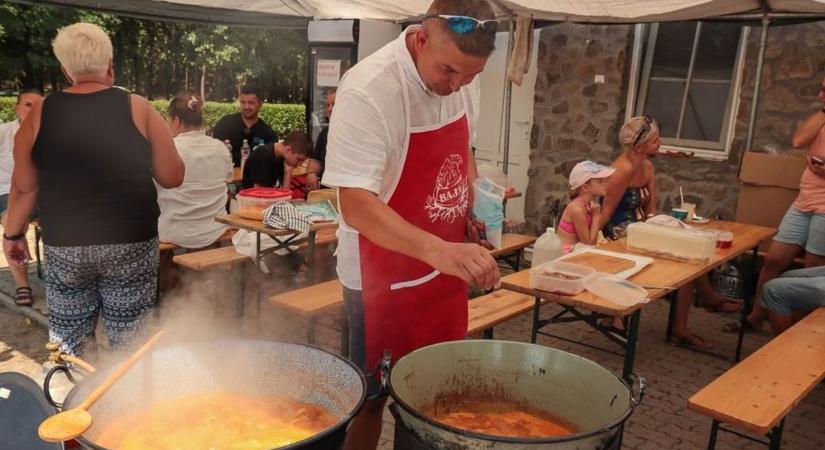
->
[3, 232, 25, 241]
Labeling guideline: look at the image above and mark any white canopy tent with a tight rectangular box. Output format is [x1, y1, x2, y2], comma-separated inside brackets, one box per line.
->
[14, 0, 825, 24]
[13, 0, 825, 169]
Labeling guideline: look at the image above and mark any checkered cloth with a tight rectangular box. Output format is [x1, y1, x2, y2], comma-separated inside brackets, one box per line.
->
[262, 201, 311, 233]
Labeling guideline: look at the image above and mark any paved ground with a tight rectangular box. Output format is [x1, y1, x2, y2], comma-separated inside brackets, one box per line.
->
[0, 237, 823, 449]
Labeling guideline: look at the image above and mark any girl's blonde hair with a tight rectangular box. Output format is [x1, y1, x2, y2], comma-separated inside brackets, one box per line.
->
[52, 23, 113, 80]
[619, 115, 660, 152]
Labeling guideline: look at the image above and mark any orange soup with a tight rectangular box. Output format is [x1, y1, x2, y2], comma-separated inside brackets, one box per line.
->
[423, 400, 577, 438]
[94, 392, 337, 450]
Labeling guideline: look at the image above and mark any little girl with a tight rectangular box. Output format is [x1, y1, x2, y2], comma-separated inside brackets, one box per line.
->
[558, 160, 615, 254]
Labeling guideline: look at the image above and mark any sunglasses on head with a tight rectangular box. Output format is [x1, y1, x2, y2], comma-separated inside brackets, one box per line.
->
[424, 14, 499, 34]
[634, 115, 654, 147]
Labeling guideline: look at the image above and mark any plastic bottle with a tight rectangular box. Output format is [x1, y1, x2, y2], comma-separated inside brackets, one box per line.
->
[531, 227, 564, 267]
[240, 140, 251, 173]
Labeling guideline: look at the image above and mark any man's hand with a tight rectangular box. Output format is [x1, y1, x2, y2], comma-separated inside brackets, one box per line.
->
[3, 237, 30, 268]
[425, 240, 500, 290]
[306, 172, 321, 191]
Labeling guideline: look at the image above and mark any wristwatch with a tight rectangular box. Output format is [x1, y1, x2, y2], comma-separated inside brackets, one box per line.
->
[3, 231, 25, 241]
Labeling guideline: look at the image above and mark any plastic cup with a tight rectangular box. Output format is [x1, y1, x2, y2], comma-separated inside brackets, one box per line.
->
[716, 231, 734, 249]
[671, 208, 688, 221]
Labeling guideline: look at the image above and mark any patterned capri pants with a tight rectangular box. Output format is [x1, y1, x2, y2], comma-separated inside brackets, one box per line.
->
[45, 237, 159, 356]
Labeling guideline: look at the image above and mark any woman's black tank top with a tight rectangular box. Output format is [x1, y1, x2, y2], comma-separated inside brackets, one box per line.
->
[32, 88, 159, 246]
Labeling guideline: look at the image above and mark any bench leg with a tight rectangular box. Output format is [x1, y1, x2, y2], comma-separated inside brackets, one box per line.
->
[530, 296, 541, 343]
[34, 224, 43, 279]
[707, 420, 720, 450]
[768, 419, 785, 450]
[237, 263, 247, 320]
[307, 229, 317, 285]
[340, 313, 350, 358]
[736, 246, 760, 362]
[307, 317, 316, 345]
[665, 291, 678, 342]
[622, 309, 641, 383]
[213, 278, 220, 319]
[255, 232, 262, 330]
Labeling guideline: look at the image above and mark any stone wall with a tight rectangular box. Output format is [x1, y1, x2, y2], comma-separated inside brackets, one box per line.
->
[525, 20, 825, 234]
[525, 23, 634, 233]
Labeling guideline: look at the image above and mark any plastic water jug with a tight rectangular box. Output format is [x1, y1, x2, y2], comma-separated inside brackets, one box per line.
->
[532, 227, 564, 267]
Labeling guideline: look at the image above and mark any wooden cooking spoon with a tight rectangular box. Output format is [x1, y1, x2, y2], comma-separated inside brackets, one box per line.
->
[38, 330, 164, 442]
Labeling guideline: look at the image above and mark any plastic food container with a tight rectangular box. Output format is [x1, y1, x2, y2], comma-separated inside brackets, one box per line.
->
[529, 261, 596, 295]
[236, 188, 291, 220]
[583, 273, 649, 307]
[626, 222, 716, 264]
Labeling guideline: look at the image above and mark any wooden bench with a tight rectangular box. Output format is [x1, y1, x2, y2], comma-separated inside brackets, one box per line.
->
[270, 282, 537, 355]
[688, 307, 825, 449]
[490, 233, 536, 271]
[172, 246, 250, 317]
[160, 227, 237, 254]
[467, 289, 543, 338]
[269, 279, 346, 353]
[173, 246, 249, 271]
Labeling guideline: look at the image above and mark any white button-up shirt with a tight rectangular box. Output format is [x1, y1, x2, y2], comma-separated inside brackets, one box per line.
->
[323, 26, 480, 290]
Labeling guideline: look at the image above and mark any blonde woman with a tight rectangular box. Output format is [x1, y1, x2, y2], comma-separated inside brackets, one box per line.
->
[2, 23, 184, 356]
[601, 116, 740, 349]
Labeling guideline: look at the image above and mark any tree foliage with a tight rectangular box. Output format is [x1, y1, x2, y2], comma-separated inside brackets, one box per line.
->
[0, 96, 304, 134]
[0, 2, 307, 102]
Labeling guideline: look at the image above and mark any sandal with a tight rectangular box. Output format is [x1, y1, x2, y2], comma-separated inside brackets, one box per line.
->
[15, 286, 33, 307]
[671, 333, 713, 350]
[703, 299, 743, 314]
[722, 319, 759, 334]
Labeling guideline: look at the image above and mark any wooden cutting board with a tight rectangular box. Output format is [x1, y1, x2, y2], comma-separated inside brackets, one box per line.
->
[562, 252, 636, 274]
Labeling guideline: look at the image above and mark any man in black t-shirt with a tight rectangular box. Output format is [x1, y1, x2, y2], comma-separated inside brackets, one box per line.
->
[242, 130, 312, 189]
[212, 85, 279, 166]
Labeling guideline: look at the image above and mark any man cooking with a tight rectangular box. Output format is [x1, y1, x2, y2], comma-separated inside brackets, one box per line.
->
[322, 1, 500, 448]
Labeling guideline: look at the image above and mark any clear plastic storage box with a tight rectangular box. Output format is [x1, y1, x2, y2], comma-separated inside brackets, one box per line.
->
[626, 222, 716, 264]
[529, 261, 596, 295]
[236, 188, 292, 220]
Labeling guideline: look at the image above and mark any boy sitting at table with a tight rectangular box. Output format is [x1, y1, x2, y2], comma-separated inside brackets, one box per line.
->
[241, 130, 312, 190]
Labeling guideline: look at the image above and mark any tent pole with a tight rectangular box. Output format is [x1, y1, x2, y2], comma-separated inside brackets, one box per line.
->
[745, 14, 771, 152]
[501, 18, 515, 176]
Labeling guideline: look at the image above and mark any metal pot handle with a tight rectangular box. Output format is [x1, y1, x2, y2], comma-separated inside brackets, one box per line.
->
[43, 364, 76, 409]
[630, 374, 646, 406]
[366, 350, 392, 399]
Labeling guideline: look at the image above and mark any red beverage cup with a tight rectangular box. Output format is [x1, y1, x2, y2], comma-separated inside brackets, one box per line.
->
[716, 231, 733, 249]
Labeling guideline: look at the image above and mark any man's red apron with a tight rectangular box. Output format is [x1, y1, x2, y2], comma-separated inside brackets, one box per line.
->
[358, 111, 470, 374]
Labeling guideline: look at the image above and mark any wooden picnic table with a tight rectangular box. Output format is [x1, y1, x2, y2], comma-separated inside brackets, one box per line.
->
[501, 220, 776, 382]
[215, 214, 338, 320]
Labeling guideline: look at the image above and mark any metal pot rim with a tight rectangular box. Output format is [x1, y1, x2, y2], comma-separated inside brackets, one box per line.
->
[388, 340, 635, 444]
[61, 338, 367, 450]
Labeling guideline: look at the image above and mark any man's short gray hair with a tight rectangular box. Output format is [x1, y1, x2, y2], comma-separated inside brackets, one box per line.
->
[52, 23, 113, 79]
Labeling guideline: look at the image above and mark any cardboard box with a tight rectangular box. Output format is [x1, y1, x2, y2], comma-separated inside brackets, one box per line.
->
[738, 151, 807, 190]
[735, 153, 807, 247]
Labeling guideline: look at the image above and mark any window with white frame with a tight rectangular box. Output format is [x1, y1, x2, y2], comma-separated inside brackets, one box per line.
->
[630, 22, 748, 159]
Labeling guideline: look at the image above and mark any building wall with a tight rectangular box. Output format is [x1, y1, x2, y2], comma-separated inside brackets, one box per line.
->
[525, 20, 825, 234]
